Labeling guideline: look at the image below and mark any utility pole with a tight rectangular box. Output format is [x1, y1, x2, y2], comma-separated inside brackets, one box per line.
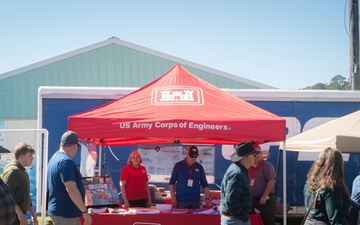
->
[350, 0, 359, 90]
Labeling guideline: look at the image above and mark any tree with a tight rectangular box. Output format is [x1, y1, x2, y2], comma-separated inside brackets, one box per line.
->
[327, 75, 350, 90]
[302, 75, 350, 90]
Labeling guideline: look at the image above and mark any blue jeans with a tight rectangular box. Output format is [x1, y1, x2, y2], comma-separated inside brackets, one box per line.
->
[221, 215, 250, 225]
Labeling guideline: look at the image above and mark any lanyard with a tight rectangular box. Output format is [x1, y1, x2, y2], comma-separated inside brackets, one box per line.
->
[188, 163, 194, 179]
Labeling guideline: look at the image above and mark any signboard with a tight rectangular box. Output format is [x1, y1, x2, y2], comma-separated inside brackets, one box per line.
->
[138, 145, 215, 183]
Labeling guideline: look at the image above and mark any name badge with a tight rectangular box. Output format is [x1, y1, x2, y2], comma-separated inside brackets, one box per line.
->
[187, 179, 193, 187]
[250, 178, 255, 186]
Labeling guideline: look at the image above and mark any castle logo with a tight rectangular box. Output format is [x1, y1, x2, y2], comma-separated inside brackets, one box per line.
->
[151, 86, 204, 105]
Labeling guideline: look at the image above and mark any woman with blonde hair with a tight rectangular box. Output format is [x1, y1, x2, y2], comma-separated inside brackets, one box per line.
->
[303, 147, 350, 225]
[120, 150, 152, 208]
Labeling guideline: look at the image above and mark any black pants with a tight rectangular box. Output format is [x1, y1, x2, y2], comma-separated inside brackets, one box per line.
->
[129, 199, 148, 207]
[252, 193, 277, 225]
[177, 199, 200, 209]
[350, 205, 360, 225]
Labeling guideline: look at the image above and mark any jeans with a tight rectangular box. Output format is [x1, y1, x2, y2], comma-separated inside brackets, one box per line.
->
[221, 215, 250, 225]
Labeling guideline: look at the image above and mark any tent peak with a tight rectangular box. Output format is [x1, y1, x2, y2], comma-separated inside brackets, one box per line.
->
[68, 64, 286, 145]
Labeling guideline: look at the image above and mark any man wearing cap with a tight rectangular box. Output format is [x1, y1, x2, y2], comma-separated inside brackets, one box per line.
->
[220, 142, 257, 225]
[47, 131, 92, 225]
[169, 145, 212, 209]
[248, 145, 277, 225]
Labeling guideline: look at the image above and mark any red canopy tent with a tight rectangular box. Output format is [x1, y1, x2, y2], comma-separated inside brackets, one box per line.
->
[68, 64, 286, 146]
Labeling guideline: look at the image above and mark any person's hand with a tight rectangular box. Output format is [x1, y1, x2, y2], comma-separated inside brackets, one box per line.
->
[171, 198, 177, 208]
[18, 212, 27, 225]
[32, 216, 39, 225]
[147, 199, 152, 208]
[205, 199, 212, 209]
[83, 212, 92, 225]
[259, 195, 268, 205]
[123, 200, 130, 208]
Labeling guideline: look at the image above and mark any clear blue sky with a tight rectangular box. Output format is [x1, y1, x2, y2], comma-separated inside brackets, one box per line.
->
[0, 1, 351, 89]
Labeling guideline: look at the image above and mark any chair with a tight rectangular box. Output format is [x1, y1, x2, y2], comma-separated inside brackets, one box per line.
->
[133, 222, 161, 225]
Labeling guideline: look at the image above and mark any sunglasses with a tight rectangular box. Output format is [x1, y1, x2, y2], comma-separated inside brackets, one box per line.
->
[190, 155, 198, 159]
[249, 151, 261, 157]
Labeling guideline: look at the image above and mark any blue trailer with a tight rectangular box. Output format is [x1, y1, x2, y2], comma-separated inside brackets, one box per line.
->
[39, 87, 360, 207]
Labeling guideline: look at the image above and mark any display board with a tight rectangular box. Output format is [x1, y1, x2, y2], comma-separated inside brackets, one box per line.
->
[83, 176, 120, 206]
[138, 145, 215, 183]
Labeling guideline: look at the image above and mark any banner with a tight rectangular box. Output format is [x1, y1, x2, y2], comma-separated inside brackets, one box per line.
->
[138, 144, 215, 183]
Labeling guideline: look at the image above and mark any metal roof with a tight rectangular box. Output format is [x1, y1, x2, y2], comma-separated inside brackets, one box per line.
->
[0, 37, 275, 119]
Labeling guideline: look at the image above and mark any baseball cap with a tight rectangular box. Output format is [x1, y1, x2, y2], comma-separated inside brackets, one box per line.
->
[61, 131, 79, 146]
[188, 146, 199, 158]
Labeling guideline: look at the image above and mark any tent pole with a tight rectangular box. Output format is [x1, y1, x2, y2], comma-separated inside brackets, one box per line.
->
[283, 141, 287, 225]
[275, 149, 282, 193]
[0, 129, 49, 225]
[98, 144, 103, 176]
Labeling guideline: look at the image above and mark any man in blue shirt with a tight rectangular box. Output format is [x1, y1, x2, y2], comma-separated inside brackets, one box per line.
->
[47, 131, 92, 225]
[220, 142, 256, 225]
[169, 145, 212, 209]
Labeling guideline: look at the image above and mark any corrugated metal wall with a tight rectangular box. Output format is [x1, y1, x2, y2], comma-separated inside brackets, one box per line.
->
[0, 39, 270, 119]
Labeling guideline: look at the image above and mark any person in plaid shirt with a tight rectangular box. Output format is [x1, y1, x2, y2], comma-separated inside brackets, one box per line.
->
[0, 178, 16, 225]
[220, 142, 257, 225]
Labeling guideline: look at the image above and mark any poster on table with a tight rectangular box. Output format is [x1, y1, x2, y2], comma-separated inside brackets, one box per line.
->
[138, 144, 215, 183]
[83, 176, 120, 206]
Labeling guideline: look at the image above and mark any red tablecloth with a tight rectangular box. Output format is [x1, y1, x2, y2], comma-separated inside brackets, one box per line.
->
[83, 212, 264, 225]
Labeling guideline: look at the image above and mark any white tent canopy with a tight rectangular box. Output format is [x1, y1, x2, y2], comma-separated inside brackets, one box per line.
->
[278, 110, 360, 224]
[279, 110, 360, 153]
